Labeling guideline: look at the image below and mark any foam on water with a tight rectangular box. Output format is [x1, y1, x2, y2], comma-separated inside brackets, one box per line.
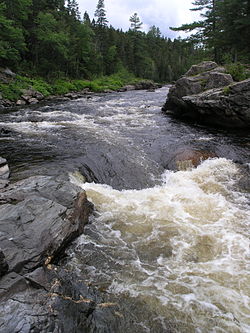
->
[70, 158, 250, 332]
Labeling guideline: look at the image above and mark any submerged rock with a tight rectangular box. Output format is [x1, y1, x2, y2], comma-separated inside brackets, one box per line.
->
[163, 61, 250, 128]
[174, 149, 217, 170]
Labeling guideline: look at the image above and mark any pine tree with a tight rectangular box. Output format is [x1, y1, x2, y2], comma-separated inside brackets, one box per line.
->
[129, 13, 143, 31]
[83, 11, 91, 25]
[170, 0, 221, 61]
[0, 2, 26, 67]
[94, 0, 108, 27]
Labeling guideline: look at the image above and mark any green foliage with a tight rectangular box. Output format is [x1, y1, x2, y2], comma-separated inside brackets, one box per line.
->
[226, 63, 248, 82]
[0, 0, 210, 88]
[51, 80, 76, 95]
[0, 75, 53, 100]
[223, 86, 231, 95]
[171, 0, 250, 63]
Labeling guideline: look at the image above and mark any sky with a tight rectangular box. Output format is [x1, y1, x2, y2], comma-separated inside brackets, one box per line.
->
[77, 0, 200, 39]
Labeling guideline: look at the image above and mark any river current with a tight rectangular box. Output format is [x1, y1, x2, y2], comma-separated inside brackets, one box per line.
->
[0, 87, 249, 332]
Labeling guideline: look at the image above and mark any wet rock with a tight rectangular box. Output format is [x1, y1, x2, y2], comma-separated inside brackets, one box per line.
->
[134, 81, 161, 90]
[0, 175, 93, 275]
[0, 250, 8, 277]
[163, 61, 250, 128]
[0, 99, 14, 108]
[172, 149, 217, 170]
[123, 85, 136, 91]
[0, 157, 9, 189]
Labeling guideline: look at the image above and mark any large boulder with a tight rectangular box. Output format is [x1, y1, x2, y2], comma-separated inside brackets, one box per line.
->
[0, 171, 101, 332]
[163, 61, 250, 128]
[0, 175, 93, 275]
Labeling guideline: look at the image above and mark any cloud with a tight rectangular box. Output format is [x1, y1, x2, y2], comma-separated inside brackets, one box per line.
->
[78, 0, 199, 38]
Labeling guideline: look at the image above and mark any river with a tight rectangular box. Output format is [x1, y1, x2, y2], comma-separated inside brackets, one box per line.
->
[0, 87, 249, 332]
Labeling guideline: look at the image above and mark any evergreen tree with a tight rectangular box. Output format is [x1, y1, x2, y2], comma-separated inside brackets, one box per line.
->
[129, 13, 143, 31]
[83, 11, 91, 25]
[0, 2, 26, 68]
[94, 0, 108, 27]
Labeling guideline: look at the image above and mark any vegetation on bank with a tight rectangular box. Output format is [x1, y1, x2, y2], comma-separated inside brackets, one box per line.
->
[0, 69, 149, 101]
[0, 0, 207, 85]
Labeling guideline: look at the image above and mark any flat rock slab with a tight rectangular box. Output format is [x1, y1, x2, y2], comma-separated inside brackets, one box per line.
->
[0, 175, 93, 275]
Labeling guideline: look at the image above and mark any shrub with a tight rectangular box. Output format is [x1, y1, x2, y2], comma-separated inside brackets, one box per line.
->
[226, 63, 247, 82]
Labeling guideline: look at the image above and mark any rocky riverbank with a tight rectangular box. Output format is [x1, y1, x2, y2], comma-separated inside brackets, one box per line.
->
[0, 157, 109, 332]
[0, 68, 161, 110]
[163, 61, 250, 128]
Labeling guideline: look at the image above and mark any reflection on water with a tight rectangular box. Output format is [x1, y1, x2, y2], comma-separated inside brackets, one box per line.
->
[70, 158, 250, 332]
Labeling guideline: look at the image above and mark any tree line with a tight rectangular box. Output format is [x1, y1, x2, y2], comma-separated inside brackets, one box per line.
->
[171, 0, 250, 64]
[1, 0, 248, 83]
[0, 0, 205, 82]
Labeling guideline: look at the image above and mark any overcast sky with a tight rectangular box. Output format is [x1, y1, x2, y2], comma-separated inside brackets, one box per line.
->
[77, 0, 199, 38]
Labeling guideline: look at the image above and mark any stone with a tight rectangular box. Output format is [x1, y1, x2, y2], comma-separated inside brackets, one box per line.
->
[0, 164, 10, 179]
[163, 61, 250, 128]
[0, 157, 9, 189]
[16, 99, 27, 106]
[0, 175, 93, 275]
[0, 157, 7, 166]
[0, 250, 8, 277]
[28, 97, 39, 104]
[185, 61, 218, 76]
[174, 150, 217, 170]
[123, 85, 136, 91]
[0, 68, 16, 78]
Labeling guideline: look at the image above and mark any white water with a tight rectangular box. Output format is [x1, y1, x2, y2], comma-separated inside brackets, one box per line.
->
[71, 158, 250, 332]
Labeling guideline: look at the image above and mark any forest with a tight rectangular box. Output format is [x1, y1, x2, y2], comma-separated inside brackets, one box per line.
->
[0, 0, 249, 84]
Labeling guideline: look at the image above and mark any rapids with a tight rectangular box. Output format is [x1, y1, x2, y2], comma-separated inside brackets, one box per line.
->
[0, 87, 249, 332]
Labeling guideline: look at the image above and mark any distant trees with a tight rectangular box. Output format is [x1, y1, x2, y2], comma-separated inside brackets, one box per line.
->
[0, 0, 207, 81]
[94, 0, 108, 27]
[129, 13, 143, 31]
[170, 0, 250, 63]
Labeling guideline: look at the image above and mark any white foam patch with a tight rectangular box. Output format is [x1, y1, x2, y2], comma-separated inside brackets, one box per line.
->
[70, 158, 250, 331]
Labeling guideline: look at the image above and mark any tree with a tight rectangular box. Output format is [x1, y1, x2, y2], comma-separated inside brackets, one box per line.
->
[147, 25, 161, 38]
[0, 3, 26, 67]
[129, 13, 143, 31]
[170, 0, 221, 61]
[67, 0, 80, 20]
[94, 0, 108, 27]
[83, 11, 91, 25]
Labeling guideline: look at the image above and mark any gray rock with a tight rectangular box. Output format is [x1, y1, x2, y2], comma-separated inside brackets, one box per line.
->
[0, 176, 93, 275]
[0, 250, 8, 277]
[0, 164, 10, 180]
[185, 61, 218, 76]
[163, 61, 250, 128]
[123, 85, 136, 91]
[0, 157, 7, 166]
[28, 97, 39, 104]
[0, 157, 9, 189]
[16, 99, 27, 106]
[1, 68, 16, 78]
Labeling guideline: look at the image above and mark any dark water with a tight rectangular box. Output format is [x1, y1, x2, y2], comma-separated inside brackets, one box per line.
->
[0, 87, 249, 187]
[0, 88, 250, 332]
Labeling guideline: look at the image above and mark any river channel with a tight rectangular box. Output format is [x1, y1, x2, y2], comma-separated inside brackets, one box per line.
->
[0, 87, 249, 332]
